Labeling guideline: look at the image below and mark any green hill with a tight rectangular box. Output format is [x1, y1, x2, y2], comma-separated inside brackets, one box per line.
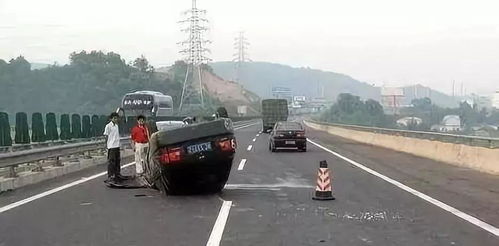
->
[211, 61, 380, 101]
[211, 61, 458, 107]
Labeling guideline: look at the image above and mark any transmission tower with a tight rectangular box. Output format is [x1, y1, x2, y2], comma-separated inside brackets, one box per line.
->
[233, 31, 251, 83]
[178, 0, 211, 112]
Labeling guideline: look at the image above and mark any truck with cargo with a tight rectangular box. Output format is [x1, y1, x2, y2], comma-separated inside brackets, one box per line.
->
[261, 99, 289, 132]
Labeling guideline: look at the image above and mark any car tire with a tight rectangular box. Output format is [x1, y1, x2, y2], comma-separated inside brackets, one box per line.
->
[156, 170, 187, 195]
[156, 173, 175, 195]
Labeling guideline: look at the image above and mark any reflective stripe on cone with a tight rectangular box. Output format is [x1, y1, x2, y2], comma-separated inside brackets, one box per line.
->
[313, 160, 335, 200]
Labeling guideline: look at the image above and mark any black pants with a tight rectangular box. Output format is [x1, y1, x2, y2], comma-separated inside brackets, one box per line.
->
[107, 148, 121, 178]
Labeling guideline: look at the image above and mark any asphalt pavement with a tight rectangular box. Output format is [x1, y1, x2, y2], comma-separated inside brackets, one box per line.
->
[1, 120, 498, 246]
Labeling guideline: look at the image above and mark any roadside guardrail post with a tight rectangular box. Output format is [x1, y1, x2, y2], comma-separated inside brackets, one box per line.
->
[32, 160, 44, 172]
[53, 156, 63, 167]
[84, 151, 91, 159]
[7, 165, 18, 178]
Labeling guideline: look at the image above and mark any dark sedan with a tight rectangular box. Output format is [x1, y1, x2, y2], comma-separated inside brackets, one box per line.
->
[268, 121, 307, 152]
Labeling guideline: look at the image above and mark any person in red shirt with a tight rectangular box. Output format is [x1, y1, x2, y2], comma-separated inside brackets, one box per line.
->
[131, 115, 150, 176]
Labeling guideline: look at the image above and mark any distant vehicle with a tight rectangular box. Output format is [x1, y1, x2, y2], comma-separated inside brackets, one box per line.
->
[144, 118, 236, 194]
[261, 99, 289, 132]
[268, 121, 306, 152]
[120, 91, 174, 117]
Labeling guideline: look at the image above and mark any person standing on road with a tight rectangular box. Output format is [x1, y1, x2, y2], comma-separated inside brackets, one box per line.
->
[103, 112, 122, 183]
[131, 115, 150, 177]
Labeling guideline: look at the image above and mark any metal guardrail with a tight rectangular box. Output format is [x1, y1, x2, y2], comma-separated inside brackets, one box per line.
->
[0, 141, 105, 178]
[307, 120, 499, 149]
[0, 137, 105, 153]
[0, 137, 131, 178]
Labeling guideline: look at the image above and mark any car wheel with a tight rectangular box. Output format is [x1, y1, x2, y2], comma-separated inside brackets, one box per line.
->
[156, 174, 172, 194]
[156, 171, 185, 195]
[271, 142, 276, 152]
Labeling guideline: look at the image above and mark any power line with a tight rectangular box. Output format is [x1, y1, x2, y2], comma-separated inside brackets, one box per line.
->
[233, 31, 250, 83]
[178, 0, 211, 112]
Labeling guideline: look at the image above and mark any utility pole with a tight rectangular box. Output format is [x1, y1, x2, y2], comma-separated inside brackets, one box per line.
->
[178, 0, 211, 112]
[233, 31, 251, 84]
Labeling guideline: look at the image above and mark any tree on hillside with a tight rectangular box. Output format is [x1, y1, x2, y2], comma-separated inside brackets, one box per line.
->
[486, 109, 499, 125]
[411, 97, 433, 112]
[364, 99, 385, 126]
[337, 93, 363, 114]
[321, 93, 388, 127]
[459, 102, 481, 129]
[0, 51, 196, 115]
[130, 56, 155, 84]
[133, 55, 155, 73]
[0, 59, 7, 73]
[8, 56, 31, 78]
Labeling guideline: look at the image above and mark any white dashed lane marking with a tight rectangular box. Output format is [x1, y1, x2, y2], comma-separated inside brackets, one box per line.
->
[237, 159, 247, 171]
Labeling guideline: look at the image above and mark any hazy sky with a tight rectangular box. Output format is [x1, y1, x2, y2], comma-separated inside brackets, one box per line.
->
[1, 0, 498, 95]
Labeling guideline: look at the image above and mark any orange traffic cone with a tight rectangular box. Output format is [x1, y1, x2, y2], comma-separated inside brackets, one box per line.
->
[313, 160, 335, 200]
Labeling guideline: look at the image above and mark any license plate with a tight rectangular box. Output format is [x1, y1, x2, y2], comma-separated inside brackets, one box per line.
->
[285, 141, 295, 145]
[187, 142, 212, 154]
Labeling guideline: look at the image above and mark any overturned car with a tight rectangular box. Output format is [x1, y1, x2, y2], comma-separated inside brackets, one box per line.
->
[143, 118, 236, 194]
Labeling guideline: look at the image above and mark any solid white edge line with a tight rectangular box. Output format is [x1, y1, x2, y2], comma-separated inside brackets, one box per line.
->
[237, 159, 247, 171]
[206, 200, 233, 246]
[247, 145, 253, 151]
[307, 139, 499, 237]
[0, 162, 136, 214]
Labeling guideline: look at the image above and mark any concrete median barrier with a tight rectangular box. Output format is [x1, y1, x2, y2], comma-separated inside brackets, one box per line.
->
[305, 121, 499, 175]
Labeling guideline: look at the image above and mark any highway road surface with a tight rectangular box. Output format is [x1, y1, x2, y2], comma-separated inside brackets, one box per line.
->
[1, 120, 498, 246]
